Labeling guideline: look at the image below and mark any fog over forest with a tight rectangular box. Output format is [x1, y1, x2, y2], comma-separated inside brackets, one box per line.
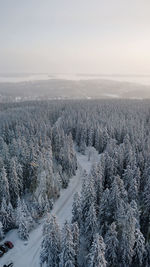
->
[0, 76, 150, 103]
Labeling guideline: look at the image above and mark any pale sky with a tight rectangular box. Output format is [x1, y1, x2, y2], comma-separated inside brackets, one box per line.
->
[0, 0, 150, 74]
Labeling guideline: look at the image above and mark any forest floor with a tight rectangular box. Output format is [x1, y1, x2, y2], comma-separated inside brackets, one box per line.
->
[0, 147, 100, 267]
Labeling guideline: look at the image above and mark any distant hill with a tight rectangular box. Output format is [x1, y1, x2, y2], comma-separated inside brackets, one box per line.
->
[0, 79, 150, 102]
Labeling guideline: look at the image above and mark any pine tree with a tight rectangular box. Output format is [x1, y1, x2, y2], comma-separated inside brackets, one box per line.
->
[109, 177, 122, 221]
[0, 166, 10, 205]
[18, 212, 29, 240]
[0, 221, 4, 240]
[142, 175, 150, 239]
[128, 178, 138, 202]
[90, 162, 103, 209]
[99, 188, 111, 236]
[40, 215, 61, 266]
[22, 200, 34, 231]
[79, 202, 98, 266]
[0, 199, 11, 231]
[130, 200, 140, 228]
[7, 202, 16, 229]
[72, 223, 79, 267]
[88, 234, 107, 267]
[132, 228, 146, 267]
[87, 127, 94, 147]
[119, 205, 136, 267]
[105, 222, 119, 267]
[17, 163, 23, 196]
[144, 242, 150, 267]
[72, 192, 81, 226]
[84, 203, 97, 247]
[59, 221, 76, 267]
[80, 176, 96, 227]
[9, 157, 19, 207]
[17, 199, 29, 240]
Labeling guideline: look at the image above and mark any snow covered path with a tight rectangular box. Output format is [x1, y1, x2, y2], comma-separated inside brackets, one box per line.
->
[0, 148, 100, 267]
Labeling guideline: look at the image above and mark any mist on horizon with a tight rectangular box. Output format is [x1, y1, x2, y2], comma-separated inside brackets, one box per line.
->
[0, 0, 150, 75]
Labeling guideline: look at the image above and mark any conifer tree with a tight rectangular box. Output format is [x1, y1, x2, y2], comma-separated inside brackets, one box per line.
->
[0, 166, 10, 205]
[88, 234, 107, 267]
[132, 228, 146, 267]
[105, 222, 119, 267]
[0, 221, 4, 240]
[17, 199, 29, 240]
[59, 221, 76, 267]
[119, 205, 136, 267]
[18, 212, 29, 240]
[72, 192, 81, 226]
[0, 199, 11, 231]
[9, 157, 19, 207]
[72, 222, 79, 267]
[40, 215, 61, 266]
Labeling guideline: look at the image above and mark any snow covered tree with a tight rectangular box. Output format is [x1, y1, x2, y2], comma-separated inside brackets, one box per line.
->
[72, 222, 79, 267]
[59, 221, 76, 267]
[0, 166, 10, 205]
[98, 188, 111, 236]
[21, 200, 34, 231]
[79, 127, 87, 154]
[105, 222, 119, 267]
[142, 175, 150, 240]
[80, 176, 96, 227]
[0, 221, 4, 240]
[16, 162, 23, 196]
[72, 192, 81, 226]
[0, 199, 15, 231]
[90, 162, 103, 210]
[17, 199, 29, 240]
[87, 127, 94, 147]
[7, 201, 16, 229]
[84, 203, 97, 246]
[40, 215, 61, 266]
[119, 205, 136, 267]
[35, 168, 51, 216]
[128, 178, 138, 202]
[8, 157, 19, 207]
[18, 212, 29, 240]
[132, 228, 146, 267]
[88, 234, 107, 267]
[79, 202, 98, 266]
[144, 242, 150, 267]
[130, 200, 140, 228]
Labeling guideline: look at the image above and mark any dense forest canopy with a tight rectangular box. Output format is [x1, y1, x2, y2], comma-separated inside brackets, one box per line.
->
[0, 99, 150, 266]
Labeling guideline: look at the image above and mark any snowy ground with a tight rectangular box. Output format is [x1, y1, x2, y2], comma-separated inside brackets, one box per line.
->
[0, 148, 100, 267]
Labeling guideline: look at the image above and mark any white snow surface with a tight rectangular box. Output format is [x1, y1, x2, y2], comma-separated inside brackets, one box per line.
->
[0, 147, 100, 267]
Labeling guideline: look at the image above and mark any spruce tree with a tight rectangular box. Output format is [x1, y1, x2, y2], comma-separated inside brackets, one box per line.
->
[40, 215, 61, 266]
[105, 222, 119, 267]
[0, 166, 10, 205]
[0, 221, 4, 240]
[59, 221, 76, 267]
[132, 228, 146, 267]
[72, 192, 81, 226]
[72, 222, 79, 267]
[88, 234, 107, 267]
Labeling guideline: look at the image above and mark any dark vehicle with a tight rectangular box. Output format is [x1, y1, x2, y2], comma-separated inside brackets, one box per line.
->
[0, 244, 9, 253]
[3, 263, 13, 267]
[0, 250, 4, 257]
[4, 241, 14, 249]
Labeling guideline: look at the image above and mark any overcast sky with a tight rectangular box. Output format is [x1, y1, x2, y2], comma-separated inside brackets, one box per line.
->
[0, 0, 150, 74]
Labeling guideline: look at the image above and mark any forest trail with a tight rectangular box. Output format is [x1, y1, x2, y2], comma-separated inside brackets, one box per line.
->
[0, 148, 100, 267]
